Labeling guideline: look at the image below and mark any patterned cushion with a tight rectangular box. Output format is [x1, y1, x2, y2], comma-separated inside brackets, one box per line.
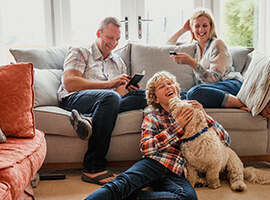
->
[237, 51, 270, 116]
[0, 63, 35, 138]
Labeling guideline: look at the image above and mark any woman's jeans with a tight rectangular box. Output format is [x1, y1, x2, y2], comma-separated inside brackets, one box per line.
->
[60, 89, 147, 173]
[180, 79, 242, 108]
[84, 158, 198, 200]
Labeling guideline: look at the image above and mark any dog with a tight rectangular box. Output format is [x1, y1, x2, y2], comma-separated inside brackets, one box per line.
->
[169, 96, 270, 191]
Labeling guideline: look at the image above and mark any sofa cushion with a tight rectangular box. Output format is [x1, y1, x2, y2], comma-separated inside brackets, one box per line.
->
[34, 106, 143, 138]
[0, 182, 11, 200]
[0, 130, 46, 199]
[237, 51, 270, 116]
[0, 63, 35, 138]
[114, 43, 132, 75]
[130, 43, 196, 91]
[9, 46, 69, 70]
[229, 46, 254, 73]
[34, 68, 62, 107]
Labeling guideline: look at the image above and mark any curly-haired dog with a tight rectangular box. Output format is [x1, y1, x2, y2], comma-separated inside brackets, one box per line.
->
[169, 96, 270, 191]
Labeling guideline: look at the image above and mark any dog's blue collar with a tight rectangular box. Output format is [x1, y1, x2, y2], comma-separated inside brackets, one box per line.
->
[181, 127, 208, 143]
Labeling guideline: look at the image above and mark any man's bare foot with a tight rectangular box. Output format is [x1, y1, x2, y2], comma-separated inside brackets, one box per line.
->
[82, 170, 116, 185]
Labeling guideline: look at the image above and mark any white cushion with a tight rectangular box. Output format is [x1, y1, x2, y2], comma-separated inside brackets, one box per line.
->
[237, 51, 270, 116]
[33, 69, 62, 107]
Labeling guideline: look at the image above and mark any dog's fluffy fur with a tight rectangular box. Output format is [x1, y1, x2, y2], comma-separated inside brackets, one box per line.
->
[169, 97, 270, 191]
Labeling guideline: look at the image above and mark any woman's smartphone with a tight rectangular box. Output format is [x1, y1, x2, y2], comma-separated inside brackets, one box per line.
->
[169, 51, 178, 55]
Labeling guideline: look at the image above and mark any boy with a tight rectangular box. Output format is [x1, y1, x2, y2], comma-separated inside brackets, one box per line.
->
[84, 71, 230, 200]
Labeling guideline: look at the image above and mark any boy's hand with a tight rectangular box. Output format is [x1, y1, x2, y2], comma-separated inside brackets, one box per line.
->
[175, 107, 193, 128]
[188, 100, 207, 118]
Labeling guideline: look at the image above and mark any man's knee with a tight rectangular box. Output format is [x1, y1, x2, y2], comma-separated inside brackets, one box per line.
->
[100, 91, 121, 109]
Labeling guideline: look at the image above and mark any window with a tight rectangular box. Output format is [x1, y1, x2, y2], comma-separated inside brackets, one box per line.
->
[219, 0, 258, 48]
[70, 0, 121, 46]
[143, 0, 194, 44]
[0, 0, 269, 65]
[0, 0, 46, 65]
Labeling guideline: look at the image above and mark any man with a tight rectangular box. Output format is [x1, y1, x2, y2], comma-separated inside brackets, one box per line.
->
[57, 17, 147, 185]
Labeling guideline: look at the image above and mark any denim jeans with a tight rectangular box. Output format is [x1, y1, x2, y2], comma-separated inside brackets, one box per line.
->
[180, 79, 242, 108]
[60, 89, 147, 173]
[84, 158, 198, 200]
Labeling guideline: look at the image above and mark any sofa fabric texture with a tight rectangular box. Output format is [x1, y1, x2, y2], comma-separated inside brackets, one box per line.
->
[0, 130, 46, 199]
[9, 43, 270, 165]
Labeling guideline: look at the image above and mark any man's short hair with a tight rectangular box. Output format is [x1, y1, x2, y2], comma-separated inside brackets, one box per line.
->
[99, 17, 122, 32]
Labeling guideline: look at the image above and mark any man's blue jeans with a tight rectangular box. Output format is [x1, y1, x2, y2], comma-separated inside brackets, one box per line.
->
[60, 89, 147, 173]
[180, 80, 242, 108]
[84, 158, 198, 200]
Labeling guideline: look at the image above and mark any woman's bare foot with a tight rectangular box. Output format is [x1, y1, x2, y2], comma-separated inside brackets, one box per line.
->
[260, 104, 270, 119]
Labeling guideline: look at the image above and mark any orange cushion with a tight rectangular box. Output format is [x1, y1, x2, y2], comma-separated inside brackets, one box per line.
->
[0, 63, 35, 138]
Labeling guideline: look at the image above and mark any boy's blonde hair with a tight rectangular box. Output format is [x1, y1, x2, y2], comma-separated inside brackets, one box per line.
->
[146, 71, 180, 110]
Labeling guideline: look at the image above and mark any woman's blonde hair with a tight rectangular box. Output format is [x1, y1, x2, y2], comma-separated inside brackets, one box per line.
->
[146, 71, 180, 110]
[189, 8, 217, 42]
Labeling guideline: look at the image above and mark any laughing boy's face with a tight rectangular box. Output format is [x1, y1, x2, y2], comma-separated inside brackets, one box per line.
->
[154, 78, 177, 111]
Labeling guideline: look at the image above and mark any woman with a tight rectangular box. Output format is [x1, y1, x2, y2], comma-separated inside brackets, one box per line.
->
[168, 8, 270, 118]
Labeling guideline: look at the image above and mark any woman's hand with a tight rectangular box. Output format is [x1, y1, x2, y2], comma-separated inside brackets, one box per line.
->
[170, 53, 197, 69]
[175, 107, 193, 128]
[182, 19, 191, 32]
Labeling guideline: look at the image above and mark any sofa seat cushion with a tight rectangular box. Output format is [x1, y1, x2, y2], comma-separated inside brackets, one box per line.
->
[0, 130, 46, 199]
[0, 182, 11, 200]
[34, 106, 144, 138]
[205, 108, 267, 131]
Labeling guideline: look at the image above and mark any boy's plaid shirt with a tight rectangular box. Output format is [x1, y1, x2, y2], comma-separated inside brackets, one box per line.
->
[140, 108, 231, 177]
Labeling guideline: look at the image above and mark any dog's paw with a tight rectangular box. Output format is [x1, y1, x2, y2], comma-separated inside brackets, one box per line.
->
[207, 180, 221, 189]
[231, 181, 247, 192]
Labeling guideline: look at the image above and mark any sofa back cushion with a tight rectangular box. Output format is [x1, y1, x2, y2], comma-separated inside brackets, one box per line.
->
[0, 63, 35, 138]
[228, 46, 254, 73]
[129, 43, 196, 91]
[9, 47, 68, 107]
[9, 46, 69, 69]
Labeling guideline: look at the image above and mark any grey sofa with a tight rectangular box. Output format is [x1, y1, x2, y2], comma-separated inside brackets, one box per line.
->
[9, 42, 270, 169]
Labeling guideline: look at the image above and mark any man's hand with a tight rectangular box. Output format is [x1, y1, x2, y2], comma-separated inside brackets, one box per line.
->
[108, 74, 130, 89]
[126, 82, 141, 92]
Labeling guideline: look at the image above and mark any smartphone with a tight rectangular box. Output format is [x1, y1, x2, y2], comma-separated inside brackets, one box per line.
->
[169, 51, 178, 55]
[125, 71, 145, 89]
